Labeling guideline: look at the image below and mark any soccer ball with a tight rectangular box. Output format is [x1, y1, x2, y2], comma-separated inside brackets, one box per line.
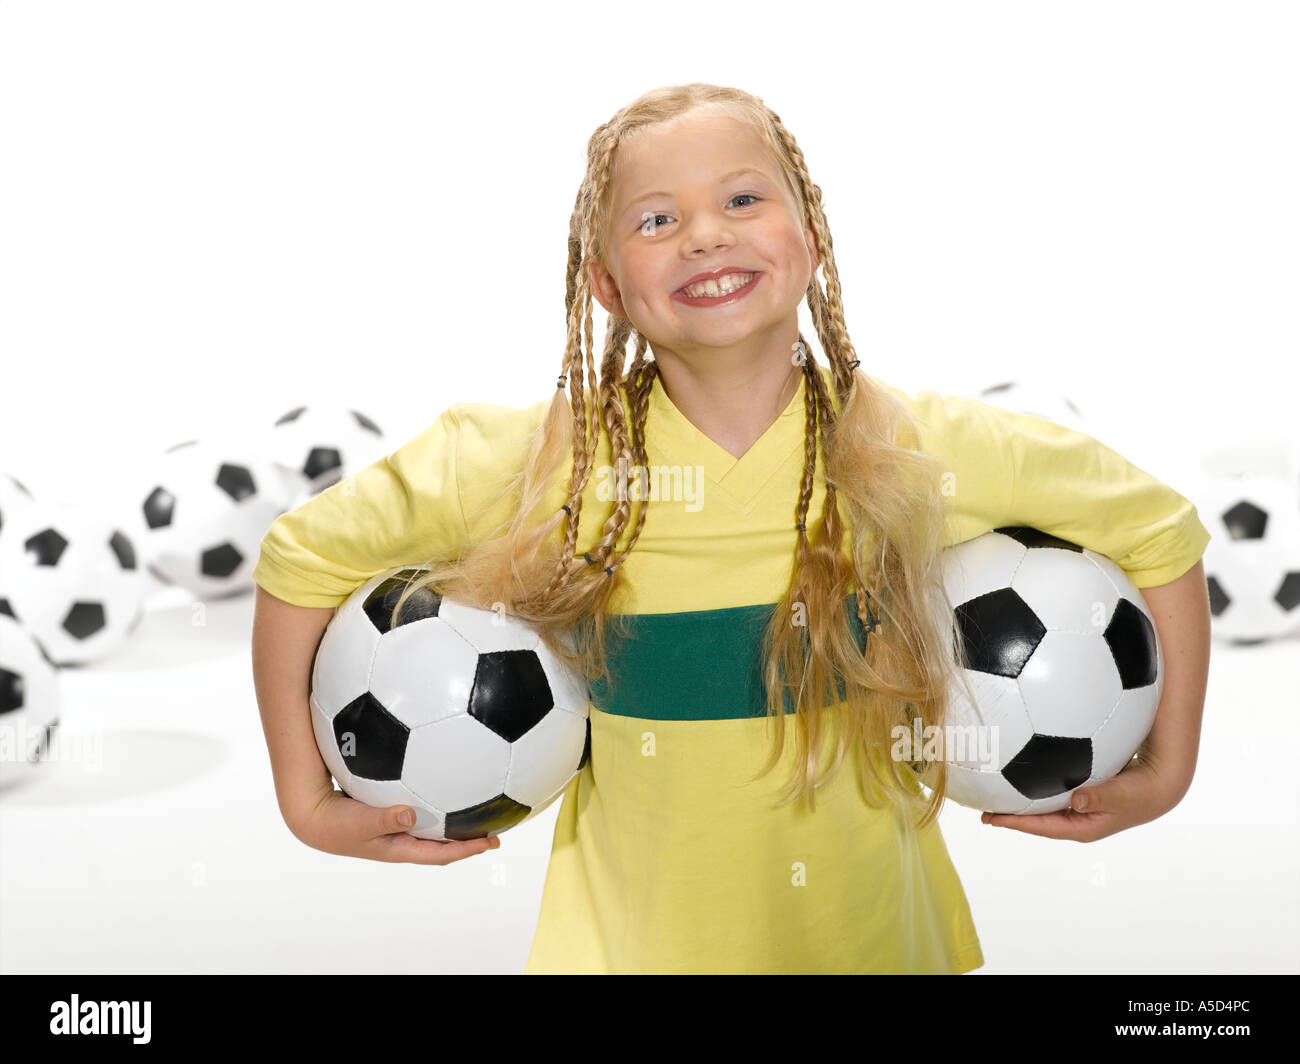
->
[1197, 471, 1300, 643]
[0, 614, 60, 788]
[0, 502, 149, 666]
[125, 439, 295, 599]
[264, 406, 386, 504]
[978, 380, 1086, 431]
[310, 567, 592, 841]
[926, 526, 1164, 814]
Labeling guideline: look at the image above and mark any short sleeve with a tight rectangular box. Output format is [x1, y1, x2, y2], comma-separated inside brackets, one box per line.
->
[251, 406, 469, 608]
[999, 407, 1210, 588]
[898, 387, 1211, 590]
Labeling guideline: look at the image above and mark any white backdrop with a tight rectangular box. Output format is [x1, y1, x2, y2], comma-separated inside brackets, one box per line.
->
[1, 0, 1296, 975]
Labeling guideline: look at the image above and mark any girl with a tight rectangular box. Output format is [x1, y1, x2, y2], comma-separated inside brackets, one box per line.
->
[250, 83, 1212, 974]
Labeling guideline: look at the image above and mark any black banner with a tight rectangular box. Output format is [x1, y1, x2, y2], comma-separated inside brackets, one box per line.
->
[1, 973, 1293, 1050]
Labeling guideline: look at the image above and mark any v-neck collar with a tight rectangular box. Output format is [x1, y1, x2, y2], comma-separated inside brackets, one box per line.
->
[646, 365, 811, 510]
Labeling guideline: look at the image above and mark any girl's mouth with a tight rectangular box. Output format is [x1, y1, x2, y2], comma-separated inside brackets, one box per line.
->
[672, 271, 761, 307]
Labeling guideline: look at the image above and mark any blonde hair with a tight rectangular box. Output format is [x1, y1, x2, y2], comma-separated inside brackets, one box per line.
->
[392, 83, 967, 828]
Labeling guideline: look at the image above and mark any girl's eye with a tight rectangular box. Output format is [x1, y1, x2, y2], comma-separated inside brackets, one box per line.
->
[637, 195, 761, 235]
[639, 212, 671, 235]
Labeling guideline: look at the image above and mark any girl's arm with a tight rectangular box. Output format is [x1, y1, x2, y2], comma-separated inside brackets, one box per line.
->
[981, 557, 1212, 840]
[250, 585, 337, 833]
[1128, 557, 1212, 805]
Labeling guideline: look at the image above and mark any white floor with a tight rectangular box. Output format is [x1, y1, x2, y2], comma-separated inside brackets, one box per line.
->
[2, 583, 1297, 975]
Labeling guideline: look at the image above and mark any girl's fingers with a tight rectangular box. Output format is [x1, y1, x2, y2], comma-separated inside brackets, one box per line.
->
[371, 806, 501, 864]
[380, 832, 500, 865]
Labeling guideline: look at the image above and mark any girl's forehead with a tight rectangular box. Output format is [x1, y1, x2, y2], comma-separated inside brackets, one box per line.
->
[619, 113, 763, 163]
[613, 132, 776, 195]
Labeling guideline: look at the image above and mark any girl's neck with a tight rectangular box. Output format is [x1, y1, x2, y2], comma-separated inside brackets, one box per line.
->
[653, 349, 804, 461]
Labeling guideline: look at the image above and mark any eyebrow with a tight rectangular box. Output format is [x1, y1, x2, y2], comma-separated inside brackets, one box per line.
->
[623, 168, 773, 211]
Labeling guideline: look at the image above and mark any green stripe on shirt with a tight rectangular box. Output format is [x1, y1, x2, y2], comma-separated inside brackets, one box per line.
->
[589, 592, 873, 721]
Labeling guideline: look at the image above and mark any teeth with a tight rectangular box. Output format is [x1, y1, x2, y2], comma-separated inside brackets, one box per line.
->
[682, 272, 754, 298]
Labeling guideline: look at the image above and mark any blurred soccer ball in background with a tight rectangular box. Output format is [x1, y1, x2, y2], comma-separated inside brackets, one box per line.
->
[1196, 471, 1300, 644]
[263, 406, 386, 506]
[122, 439, 295, 600]
[0, 501, 148, 666]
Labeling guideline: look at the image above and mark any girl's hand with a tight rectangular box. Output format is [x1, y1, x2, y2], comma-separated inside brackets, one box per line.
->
[978, 750, 1188, 842]
[289, 787, 502, 864]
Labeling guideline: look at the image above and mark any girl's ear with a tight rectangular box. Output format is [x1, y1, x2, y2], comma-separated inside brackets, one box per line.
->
[589, 257, 626, 317]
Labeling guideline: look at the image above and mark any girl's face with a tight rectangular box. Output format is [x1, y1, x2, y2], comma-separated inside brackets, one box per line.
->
[590, 110, 820, 360]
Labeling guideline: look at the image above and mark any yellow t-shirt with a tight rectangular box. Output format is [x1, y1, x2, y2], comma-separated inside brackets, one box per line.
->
[252, 364, 1210, 974]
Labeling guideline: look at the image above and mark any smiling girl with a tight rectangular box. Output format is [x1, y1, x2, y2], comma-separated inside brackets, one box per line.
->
[251, 83, 1212, 974]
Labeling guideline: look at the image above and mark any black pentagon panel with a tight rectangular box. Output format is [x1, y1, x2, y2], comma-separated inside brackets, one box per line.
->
[303, 447, 342, 481]
[334, 693, 409, 780]
[143, 486, 176, 530]
[0, 667, 22, 714]
[1275, 572, 1300, 612]
[992, 525, 1084, 552]
[443, 793, 531, 841]
[469, 649, 554, 742]
[1103, 598, 1159, 689]
[0, 599, 14, 619]
[109, 530, 137, 569]
[578, 716, 591, 771]
[1221, 501, 1266, 541]
[63, 602, 107, 641]
[953, 588, 1045, 677]
[1003, 734, 1092, 799]
[363, 572, 442, 633]
[24, 527, 68, 566]
[216, 463, 257, 503]
[275, 406, 307, 426]
[351, 410, 382, 434]
[1206, 575, 1230, 617]
[200, 543, 244, 578]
